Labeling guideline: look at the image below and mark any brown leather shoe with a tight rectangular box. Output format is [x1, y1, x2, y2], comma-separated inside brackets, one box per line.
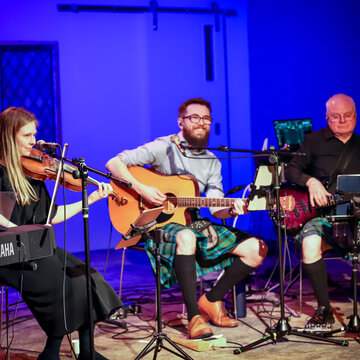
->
[188, 315, 213, 339]
[198, 294, 239, 327]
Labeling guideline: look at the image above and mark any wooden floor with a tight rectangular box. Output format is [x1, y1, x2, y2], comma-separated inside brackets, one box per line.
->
[1, 246, 360, 360]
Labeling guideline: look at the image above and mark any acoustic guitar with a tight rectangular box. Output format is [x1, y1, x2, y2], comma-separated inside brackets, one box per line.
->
[108, 166, 240, 235]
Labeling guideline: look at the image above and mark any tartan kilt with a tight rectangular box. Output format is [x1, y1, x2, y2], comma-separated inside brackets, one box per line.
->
[296, 217, 349, 257]
[144, 222, 253, 289]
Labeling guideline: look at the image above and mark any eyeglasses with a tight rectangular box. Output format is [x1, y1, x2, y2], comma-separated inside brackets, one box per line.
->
[182, 114, 213, 125]
[329, 112, 355, 121]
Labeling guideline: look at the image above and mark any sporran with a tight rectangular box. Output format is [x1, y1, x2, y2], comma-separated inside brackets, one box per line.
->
[190, 219, 219, 250]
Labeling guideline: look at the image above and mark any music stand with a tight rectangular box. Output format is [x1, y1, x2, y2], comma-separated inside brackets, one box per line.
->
[114, 207, 164, 250]
[247, 164, 283, 212]
[234, 152, 348, 355]
[119, 207, 192, 360]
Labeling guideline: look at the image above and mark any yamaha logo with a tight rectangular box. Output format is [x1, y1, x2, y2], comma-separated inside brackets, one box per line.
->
[0, 242, 15, 257]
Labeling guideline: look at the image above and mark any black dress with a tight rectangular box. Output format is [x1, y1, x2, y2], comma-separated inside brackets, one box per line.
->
[0, 165, 122, 337]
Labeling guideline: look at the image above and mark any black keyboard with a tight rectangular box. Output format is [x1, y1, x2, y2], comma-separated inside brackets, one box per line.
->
[0, 224, 56, 266]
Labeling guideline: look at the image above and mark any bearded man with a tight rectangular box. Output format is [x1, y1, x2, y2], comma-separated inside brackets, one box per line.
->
[106, 98, 267, 339]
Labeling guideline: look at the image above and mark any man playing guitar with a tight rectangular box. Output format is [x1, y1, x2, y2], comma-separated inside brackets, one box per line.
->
[285, 94, 360, 328]
[106, 97, 267, 339]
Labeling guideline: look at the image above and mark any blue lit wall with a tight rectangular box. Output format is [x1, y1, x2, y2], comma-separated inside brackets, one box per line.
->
[0, 0, 251, 252]
[246, 0, 360, 239]
[248, 0, 360, 150]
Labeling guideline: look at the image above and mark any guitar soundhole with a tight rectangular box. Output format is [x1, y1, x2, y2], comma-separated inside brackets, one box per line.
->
[163, 192, 177, 214]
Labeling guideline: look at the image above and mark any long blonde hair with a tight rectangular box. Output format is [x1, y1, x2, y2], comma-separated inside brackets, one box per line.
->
[0, 107, 39, 205]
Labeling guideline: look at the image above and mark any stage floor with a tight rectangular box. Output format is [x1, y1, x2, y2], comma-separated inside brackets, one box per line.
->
[1, 243, 359, 360]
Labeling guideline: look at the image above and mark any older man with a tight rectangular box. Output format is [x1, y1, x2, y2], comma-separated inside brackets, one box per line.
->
[285, 93, 360, 327]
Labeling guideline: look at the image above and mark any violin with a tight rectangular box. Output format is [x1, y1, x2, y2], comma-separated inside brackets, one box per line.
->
[21, 148, 121, 205]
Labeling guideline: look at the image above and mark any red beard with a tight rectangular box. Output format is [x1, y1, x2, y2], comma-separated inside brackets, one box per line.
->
[182, 126, 210, 148]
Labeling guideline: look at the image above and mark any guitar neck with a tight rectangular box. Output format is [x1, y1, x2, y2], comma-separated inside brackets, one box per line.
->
[314, 194, 342, 209]
[326, 194, 340, 207]
[173, 197, 236, 208]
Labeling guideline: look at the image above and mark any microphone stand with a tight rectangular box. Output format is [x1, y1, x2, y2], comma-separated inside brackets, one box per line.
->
[77, 157, 95, 360]
[71, 156, 131, 360]
[180, 144, 349, 351]
[181, 144, 303, 158]
[232, 151, 348, 354]
[49, 152, 132, 188]
[45, 149, 131, 360]
[344, 196, 360, 333]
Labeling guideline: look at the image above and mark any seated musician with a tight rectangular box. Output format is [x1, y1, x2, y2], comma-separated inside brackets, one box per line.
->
[0, 107, 122, 360]
[106, 97, 267, 339]
[285, 94, 360, 328]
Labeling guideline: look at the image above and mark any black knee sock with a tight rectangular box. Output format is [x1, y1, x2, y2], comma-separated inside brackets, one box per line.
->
[37, 336, 63, 360]
[206, 258, 254, 302]
[303, 258, 331, 309]
[78, 326, 108, 360]
[173, 254, 201, 321]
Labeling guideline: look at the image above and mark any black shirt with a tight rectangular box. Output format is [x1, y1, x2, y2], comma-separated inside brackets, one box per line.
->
[0, 164, 122, 337]
[285, 126, 360, 194]
[0, 164, 51, 225]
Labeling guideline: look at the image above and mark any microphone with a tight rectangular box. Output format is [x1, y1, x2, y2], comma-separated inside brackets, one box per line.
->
[170, 134, 186, 156]
[35, 140, 60, 151]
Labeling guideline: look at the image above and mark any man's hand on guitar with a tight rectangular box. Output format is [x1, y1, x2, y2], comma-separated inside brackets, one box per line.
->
[306, 177, 331, 207]
[139, 184, 167, 206]
[229, 198, 248, 217]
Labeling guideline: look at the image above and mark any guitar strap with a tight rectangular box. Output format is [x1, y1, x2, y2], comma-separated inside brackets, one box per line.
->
[327, 134, 358, 193]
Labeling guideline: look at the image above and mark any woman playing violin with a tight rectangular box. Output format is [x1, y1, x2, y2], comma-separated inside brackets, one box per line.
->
[0, 107, 122, 360]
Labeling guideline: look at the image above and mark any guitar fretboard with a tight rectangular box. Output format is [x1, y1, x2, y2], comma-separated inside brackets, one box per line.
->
[168, 197, 236, 208]
[326, 195, 339, 207]
[314, 194, 343, 209]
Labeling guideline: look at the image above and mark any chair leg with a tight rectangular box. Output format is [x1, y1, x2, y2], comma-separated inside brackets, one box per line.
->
[1, 286, 37, 359]
[0, 286, 9, 358]
[6, 287, 9, 359]
[119, 248, 127, 299]
[5, 287, 9, 360]
[233, 285, 238, 319]
[0, 286, 12, 359]
[300, 260, 303, 314]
